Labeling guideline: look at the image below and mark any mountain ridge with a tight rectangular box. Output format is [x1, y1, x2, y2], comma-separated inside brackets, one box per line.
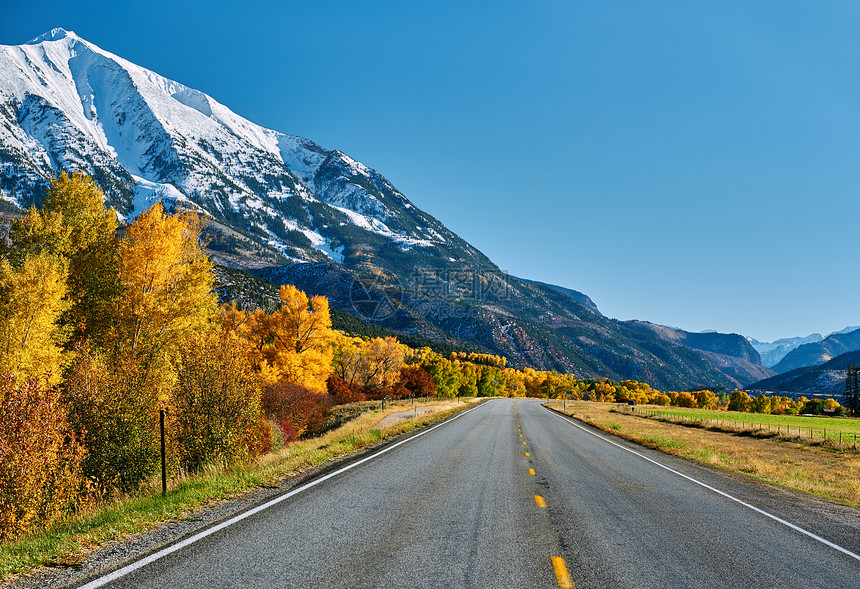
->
[0, 29, 777, 391]
[747, 333, 824, 368]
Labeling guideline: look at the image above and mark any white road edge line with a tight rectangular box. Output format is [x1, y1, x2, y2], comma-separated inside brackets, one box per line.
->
[78, 402, 489, 588]
[544, 405, 860, 563]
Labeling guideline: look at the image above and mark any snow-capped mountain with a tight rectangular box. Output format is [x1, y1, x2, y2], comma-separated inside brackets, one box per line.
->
[0, 29, 488, 272]
[0, 29, 782, 391]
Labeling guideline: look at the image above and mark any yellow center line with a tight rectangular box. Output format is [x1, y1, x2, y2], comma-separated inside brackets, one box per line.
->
[534, 494, 547, 508]
[528, 468, 536, 475]
[525, 451, 530, 457]
[551, 556, 574, 588]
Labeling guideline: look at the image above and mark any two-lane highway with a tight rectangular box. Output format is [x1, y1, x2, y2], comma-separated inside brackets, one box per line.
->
[81, 399, 859, 588]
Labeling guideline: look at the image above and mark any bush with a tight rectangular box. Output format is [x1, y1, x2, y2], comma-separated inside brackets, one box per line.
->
[263, 381, 332, 441]
[63, 347, 160, 494]
[802, 399, 824, 415]
[327, 375, 366, 404]
[391, 365, 436, 399]
[0, 375, 87, 540]
[173, 331, 268, 472]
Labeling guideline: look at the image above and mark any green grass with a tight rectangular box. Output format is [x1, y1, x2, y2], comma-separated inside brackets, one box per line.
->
[0, 400, 475, 580]
[639, 434, 686, 450]
[634, 406, 860, 443]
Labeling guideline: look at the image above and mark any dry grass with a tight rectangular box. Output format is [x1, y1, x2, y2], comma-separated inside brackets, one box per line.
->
[0, 398, 478, 582]
[546, 401, 860, 507]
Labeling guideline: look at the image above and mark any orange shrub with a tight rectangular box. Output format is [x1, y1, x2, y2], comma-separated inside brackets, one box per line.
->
[263, 381, 332, 441]
[0, 375, 87, 540]
[327, 375, 366, 405]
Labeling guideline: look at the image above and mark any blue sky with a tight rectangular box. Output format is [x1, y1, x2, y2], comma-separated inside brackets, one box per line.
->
[3, 1, 859, 341]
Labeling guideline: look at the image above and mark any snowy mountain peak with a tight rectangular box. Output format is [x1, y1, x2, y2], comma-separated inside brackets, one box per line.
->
[0, 30, 490, 272]
[26, 28, 78, 44]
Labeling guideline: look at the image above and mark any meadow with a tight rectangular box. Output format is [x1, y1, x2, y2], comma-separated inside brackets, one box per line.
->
[634, 405, 860, 445]
[547, 401, 860, 507]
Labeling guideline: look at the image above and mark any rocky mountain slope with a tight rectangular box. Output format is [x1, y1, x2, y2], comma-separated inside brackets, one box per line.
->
[250, 264, 773, 390]
[621, 321, 775, 386]
[0, 29, 777, 391]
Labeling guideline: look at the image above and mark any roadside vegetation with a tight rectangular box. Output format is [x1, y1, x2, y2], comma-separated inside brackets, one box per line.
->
[1, 173, 857, 577]
[547, 401, 860, 507]
[0, 397, 474, 579]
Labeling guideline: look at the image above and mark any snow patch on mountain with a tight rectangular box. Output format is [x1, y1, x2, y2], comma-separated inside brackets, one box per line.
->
[335, 150, 373, 179]
[129, 175, 192, 219]
[331, 204, 434, 249]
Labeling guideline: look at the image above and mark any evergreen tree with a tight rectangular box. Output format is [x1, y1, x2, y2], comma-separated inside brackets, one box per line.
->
[843, 364, 859, 417]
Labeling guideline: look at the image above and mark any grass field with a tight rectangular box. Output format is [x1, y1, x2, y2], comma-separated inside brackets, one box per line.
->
[546, 401, 860, 507]
[633, 405, 860, 445]
[0, 398, 477, 582]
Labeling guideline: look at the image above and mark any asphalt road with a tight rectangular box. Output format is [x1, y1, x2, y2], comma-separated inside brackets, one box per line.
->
[80, 399, 860, 588]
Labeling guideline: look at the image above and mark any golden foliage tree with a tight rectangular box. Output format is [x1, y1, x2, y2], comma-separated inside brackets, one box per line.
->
[332, 334, 405, 395]
[7, 172, 119, 344]
[421, 352, 461, 398]
[225, 285, 335, 393]
[0, 253, 69, 383]
[114, 201, 216, 392]
[61, 200, 217, 492]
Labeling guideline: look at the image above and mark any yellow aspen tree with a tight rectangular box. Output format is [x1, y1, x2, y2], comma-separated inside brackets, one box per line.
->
[331, 332, 364, 387]
[331, 334, 405, 393]
[0, 253, 69, 383]
[114, 201, 216, 393]
[259, 285, 334, 393]
[220, 304, 281, 384]
[8, 172, 119, 344]
[363, 337, 406, 390]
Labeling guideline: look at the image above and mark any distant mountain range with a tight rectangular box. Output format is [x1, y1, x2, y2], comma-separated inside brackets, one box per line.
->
[747, 327, 860, 368]
[748, 349, 860, 396]
[0, 29, 804, 391]
[747, 334, 824, 367]
[770, 328, 860, 374]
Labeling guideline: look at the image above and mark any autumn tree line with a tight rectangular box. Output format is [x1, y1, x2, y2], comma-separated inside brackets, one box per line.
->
[0, 174, 524, 540]
[0, 173, 849, 541]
